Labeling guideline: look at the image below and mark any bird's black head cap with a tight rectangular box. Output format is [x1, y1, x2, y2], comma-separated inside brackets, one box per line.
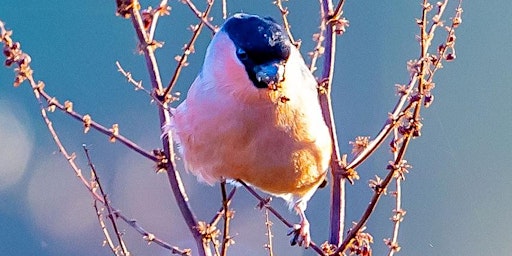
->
[222, 13, 291, 89]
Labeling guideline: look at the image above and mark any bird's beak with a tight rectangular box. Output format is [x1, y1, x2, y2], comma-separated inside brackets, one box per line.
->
[255, 61, 285, 91]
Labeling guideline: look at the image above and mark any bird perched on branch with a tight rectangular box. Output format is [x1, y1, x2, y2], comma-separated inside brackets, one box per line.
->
[170, 13, 332, 247]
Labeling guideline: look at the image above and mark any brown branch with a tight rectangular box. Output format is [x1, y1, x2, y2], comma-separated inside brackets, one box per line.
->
[124, 2, 209, 255]
[84, 145, 129, 256]
[162, 0, 214, 99]
[220, 181, 233, 256]
[237, 180, 326, 256]
[182, 0, 218, 32]
[386, 129, 404, 256]
[308, 1, 326, 73]
[264, 209, 274, 256]
[221, 0, 227, 19]
[116, 214, 192, 255]
[148, 0, 170, 41]
[274, 0, 300, 47]
[209, 187, 237, 227]
[116, 61, 174, 111]
[93, 201, 119, 255]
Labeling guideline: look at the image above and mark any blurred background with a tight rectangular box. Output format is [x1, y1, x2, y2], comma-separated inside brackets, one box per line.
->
[0, 1, 510, 255]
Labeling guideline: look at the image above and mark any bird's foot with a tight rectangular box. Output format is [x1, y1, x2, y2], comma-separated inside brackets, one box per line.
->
[288, 220, 311, 248]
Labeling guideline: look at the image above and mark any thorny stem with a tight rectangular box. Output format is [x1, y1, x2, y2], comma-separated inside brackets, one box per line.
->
[220, 181, 232, 256]
[84, 145, 129, 256]
[116, 61, 171, 112]
[274, 0, 299, 47]
[387, 129, 403, 256]
[264, 209, 274, 256]
[116, 213, 192, 255]
[237, 180, 326, 256]
[93, 201, 118, 255]
[308, 0, 327, 73]
[162, 0, 214, 99]
[182, 0, 218, 32]
[209, 187, 237, 227]
[125, 2, 209, 255]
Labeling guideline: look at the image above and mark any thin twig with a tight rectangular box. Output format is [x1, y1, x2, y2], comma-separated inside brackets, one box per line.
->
[148, 0, 170, 41]
[220, 181, 232, 256]
[116, 61, 173, 112]
[162, 0, 215, 99]
[84, 145, 129, 255]
[182, 0, 218, 32]
[116, 214, 192, 255]
[222, 0, 227, 19]
[308, 0, 327, 73]
[209, 187, 237, 227]
[237, 180, 326, 256]
[93, 200, 118, 255]
[386, 129, 403, 256]
[274, 0, 299, 47]
[264, 209, 274, 256]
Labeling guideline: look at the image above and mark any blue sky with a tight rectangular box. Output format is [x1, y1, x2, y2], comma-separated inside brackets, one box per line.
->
[1, 1, 511, 255]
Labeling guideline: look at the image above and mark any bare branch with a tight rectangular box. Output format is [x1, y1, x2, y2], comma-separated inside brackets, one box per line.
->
[264, 209, 274, 256]
[84, 145, 129, 256]
[116, 61, 175, 111]
[274, 0, 300, 47]
[237, 180, 326, 256]
[162, 0, 215, 99]
[220, 181, 234, 256]
[334, 1, 463, 254]
[123, 2, 209, 255]
[182, 0, 218, 32]
[93, 201, 119, 255]
[0, 20, 190, 255]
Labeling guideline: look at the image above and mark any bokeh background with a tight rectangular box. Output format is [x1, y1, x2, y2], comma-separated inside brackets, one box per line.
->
[1, 1, 510, 255]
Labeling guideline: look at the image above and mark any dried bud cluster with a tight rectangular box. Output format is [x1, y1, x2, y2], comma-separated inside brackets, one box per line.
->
[1, 24, 33, 87]
[347, 224, 373, 256]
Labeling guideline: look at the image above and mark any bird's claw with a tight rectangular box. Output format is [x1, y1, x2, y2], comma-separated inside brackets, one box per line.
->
[288, 223, 311, 248]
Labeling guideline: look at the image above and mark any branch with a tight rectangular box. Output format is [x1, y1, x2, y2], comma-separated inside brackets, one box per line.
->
[264, 209, 274, 256]
[220, 181, 233, 256]
[182, 0, 218, 32]
[162, 0, 215, 99]
[237, 180, 326, 256]
[93, 201, 119, 255]
[274, 0, 300, 47]
[84, 145, 129, 256]
[333, 1, 463, 254]
[116, 61, 174, 111]
[121, 2, 209, 255]
[316, 0, 347, 247]
[1, 21, 191, 255]
[385, 129, 404, 255]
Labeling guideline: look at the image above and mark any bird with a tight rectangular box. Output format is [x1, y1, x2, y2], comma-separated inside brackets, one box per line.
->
[169, 13, 332, 247]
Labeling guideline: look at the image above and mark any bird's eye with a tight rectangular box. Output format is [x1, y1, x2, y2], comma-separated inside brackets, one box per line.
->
[236, 48, 248, 60]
